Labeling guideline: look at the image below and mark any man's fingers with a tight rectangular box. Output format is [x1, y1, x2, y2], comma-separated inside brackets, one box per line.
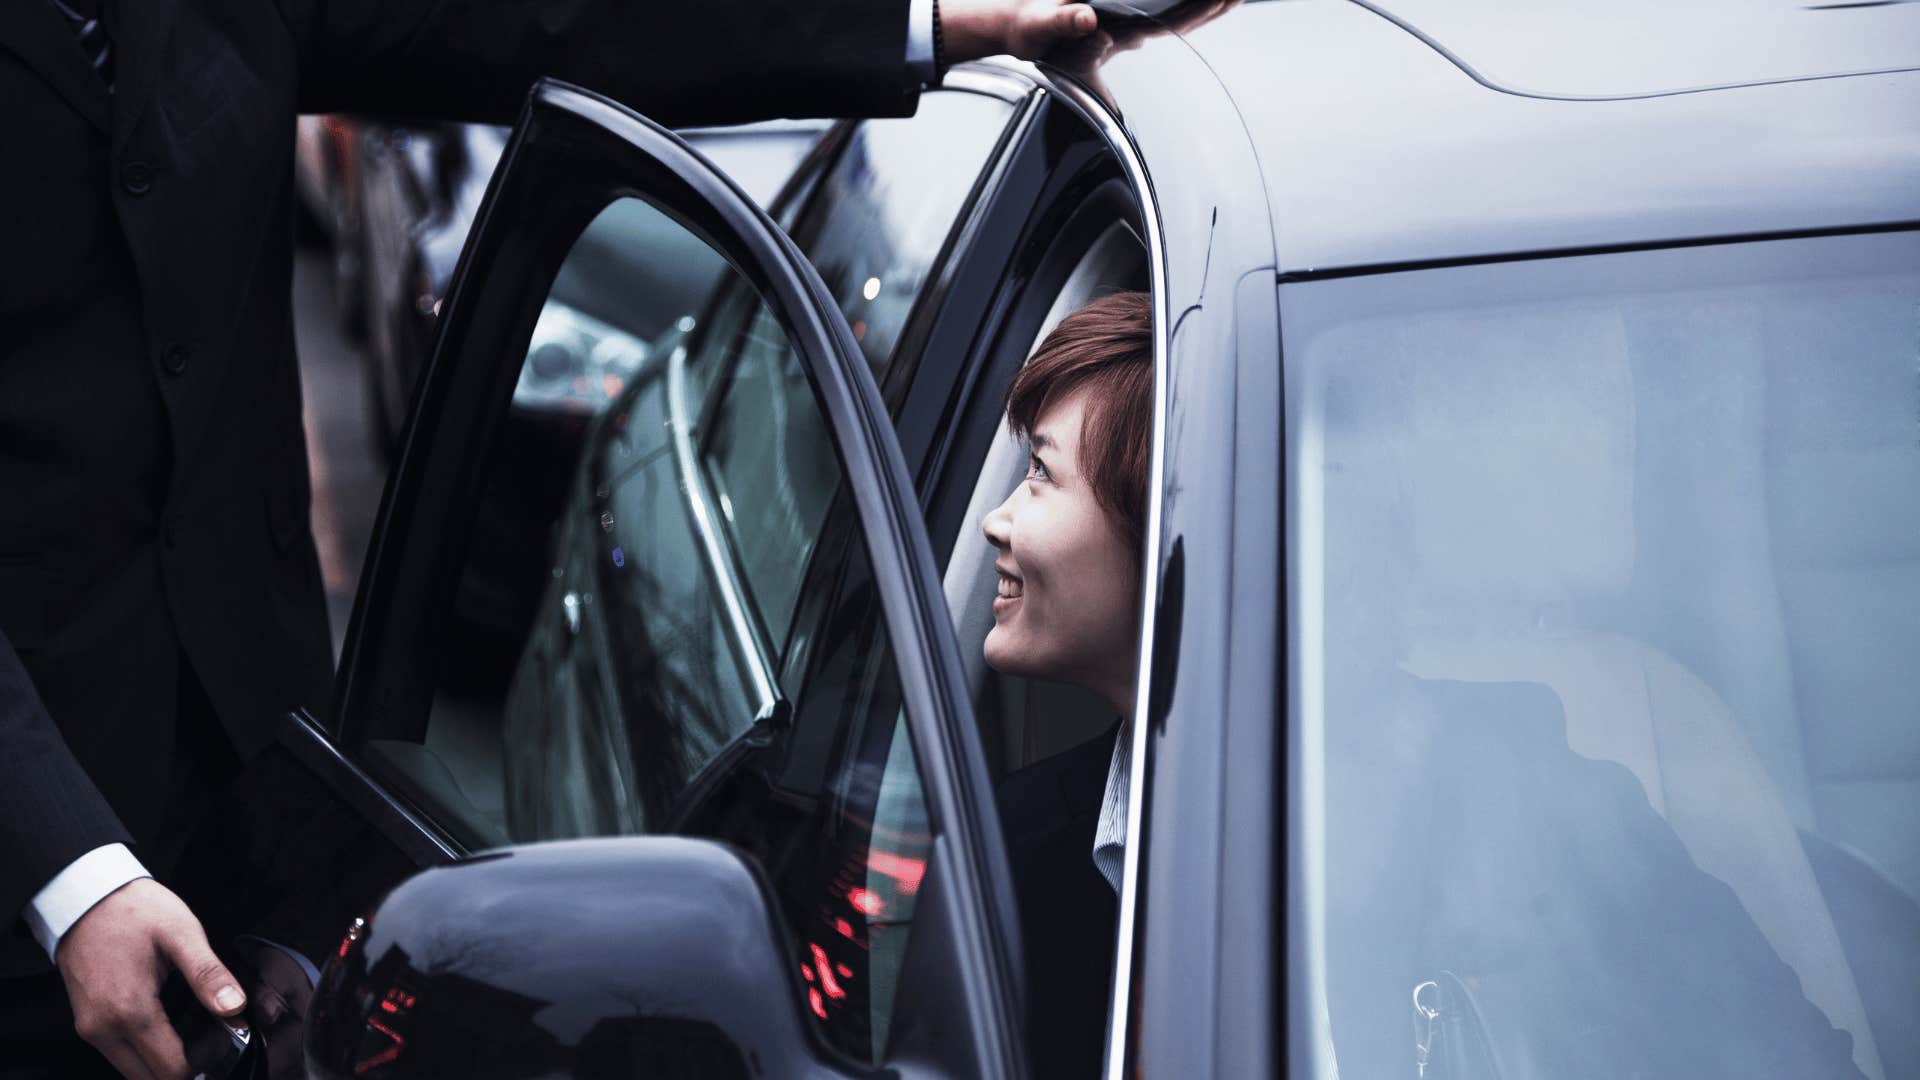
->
[156, 920, 245, 1019]
[95, 1036, 160, 1080]
[1058, 3, 1098, 34]
[128, 1012, 192, 1080]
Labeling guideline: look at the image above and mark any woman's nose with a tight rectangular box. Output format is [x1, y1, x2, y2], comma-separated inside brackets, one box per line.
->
[982, 490, 1016, 549]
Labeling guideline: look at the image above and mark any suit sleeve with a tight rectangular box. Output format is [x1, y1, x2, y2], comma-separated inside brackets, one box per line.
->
[278, 0, 919, 128]
[0, 630, 132, 929]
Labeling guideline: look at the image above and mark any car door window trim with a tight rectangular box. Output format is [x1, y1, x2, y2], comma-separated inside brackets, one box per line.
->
[973, 57, 1175, 1080]
[280, 709, 462, 865]
[664, 335, 785, 722]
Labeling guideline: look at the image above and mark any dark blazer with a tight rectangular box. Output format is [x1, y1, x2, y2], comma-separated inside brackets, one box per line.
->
[0, 0, 917, 942]
[996, 726, 1120, 1080]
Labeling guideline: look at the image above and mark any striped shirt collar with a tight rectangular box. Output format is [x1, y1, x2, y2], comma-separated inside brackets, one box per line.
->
[1092, 719, 1132, 894]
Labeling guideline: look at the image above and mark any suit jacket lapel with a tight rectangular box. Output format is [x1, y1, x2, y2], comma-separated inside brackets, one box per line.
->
[108, 0, 179, 152]
[0, 0, 111, 133]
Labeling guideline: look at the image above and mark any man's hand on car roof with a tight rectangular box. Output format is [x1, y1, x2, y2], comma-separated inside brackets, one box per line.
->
[945, 0, 1101, 65]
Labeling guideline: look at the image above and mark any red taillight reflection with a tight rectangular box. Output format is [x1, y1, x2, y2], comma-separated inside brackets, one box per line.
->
[808, 943, 847, 1002]
[865, 851, 925, 895]
[808, 987, 828, 1019]
[846, 887, 884, 917]
[355, 1017, 406, 1075]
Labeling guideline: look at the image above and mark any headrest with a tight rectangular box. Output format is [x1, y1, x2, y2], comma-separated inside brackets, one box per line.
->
[1321, 304, 1638, 606]
[1767, 314, 1920, 566]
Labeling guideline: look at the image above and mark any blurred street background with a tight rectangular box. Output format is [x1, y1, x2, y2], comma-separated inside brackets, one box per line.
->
[291, 247, 384, 660]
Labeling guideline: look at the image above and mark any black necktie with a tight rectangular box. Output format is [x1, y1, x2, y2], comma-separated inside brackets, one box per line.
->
[48, 0, 114, 92]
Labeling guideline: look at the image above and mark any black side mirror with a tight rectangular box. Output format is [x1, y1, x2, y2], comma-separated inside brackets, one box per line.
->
[305, 837, 855, 1079]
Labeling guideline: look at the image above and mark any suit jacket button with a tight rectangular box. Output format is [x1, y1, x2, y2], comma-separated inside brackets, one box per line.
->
[120, 161, 156, 196]
[161, 343, 189, 375]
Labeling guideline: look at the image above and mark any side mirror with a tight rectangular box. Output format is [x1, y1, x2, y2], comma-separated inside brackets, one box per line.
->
[305, 837, 855, 1079]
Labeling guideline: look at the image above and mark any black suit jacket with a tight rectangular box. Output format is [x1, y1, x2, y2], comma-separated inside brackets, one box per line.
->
[996, 727, 1120, 1080]
[0, 0, 917, 940]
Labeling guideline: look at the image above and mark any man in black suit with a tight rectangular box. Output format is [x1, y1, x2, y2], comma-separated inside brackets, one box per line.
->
[0, 2, 1096, 1075]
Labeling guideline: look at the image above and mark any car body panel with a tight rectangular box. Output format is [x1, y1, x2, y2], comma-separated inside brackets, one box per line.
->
[1173, 0, 1920, 273]
[1363, 0, 1920, 99]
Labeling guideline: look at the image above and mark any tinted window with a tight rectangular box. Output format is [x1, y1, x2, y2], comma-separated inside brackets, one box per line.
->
[787, 91, 1014, 381]
[1284, 232, 1920, 1079]
[367, 194, 940, 1065]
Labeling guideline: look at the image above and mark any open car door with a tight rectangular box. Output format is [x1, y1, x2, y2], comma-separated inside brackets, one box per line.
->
[225, 80, 1028, 1078]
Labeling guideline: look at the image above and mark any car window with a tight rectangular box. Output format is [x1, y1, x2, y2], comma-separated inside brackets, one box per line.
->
[785, 91, 1015, 382]
[364, 194, 940, 1065]
[699, 302, 841, 646]
[1283, 231, 1920, 1080]
[680, 90, 1018, 657]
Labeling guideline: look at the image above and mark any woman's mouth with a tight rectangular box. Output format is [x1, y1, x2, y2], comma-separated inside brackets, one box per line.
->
[994, 570, 1023, 611]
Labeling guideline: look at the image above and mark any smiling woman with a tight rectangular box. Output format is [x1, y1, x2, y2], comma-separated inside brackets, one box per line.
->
[978, 289, 1154, 1080]
[982, 290, 1154, 714]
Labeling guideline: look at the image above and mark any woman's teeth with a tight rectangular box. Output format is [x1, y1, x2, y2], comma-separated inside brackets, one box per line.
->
[997, 574, 1023, 599]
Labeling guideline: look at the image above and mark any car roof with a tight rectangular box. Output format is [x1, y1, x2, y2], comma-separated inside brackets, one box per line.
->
[1349, 0, 1920, 99]
[1154, 0, 1920, 274]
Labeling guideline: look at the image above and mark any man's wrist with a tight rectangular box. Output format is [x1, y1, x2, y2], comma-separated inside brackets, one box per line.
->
[939, 0, 1011, 65]
[25, 843, 151, 961]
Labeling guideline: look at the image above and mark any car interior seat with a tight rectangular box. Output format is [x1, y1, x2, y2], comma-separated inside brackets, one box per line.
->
[1763, 305, 1920, 901]
[1583, 281, 1920, 1080]
[944, 221, 1147, 777]
[1322, 303, 1886, 1079]
[1761, 301, 1920, 1080]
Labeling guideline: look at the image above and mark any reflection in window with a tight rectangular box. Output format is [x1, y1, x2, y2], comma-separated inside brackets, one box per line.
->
[1285, 232, 1920, 1080]
[701, 305, 840, 648]
[481, 195, 939, 1067]
[790, 92, 1014, 381]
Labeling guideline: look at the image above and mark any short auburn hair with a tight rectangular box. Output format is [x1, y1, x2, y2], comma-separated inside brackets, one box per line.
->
[1004, 290, 1154, 554]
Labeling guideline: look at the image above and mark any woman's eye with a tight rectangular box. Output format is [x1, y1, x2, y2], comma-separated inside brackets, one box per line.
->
[1026, 454, 1051, 482]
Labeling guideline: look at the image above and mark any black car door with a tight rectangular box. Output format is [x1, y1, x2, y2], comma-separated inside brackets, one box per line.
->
[246, 79, 1028, 1077]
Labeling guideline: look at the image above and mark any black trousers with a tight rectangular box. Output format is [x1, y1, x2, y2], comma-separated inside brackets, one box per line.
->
[0, 655, 240, 1079]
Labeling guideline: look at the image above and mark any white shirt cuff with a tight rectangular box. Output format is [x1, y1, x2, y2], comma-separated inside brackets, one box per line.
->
[907, 0, 937, 87]
[24, 843, 150, 960]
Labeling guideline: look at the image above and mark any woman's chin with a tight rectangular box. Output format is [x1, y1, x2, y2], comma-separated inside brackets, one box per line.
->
[982, 626, 1022, 675]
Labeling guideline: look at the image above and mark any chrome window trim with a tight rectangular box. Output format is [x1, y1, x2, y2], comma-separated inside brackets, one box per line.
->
[967, 57, 1173, 1080]
[937, 65, 1039, 104]
[664, 339, 783, 722]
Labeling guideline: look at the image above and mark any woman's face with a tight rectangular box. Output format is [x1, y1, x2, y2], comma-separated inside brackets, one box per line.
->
[981, 388, 1142, 714]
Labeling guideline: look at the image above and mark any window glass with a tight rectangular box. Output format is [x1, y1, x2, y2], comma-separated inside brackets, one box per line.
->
[788, 92, 1014, 380]
[368, 193, 938, 1065]
[700, 304, 840, 646]
[1283, 232, 1920, 1079]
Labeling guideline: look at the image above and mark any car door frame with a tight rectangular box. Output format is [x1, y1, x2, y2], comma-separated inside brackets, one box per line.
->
[311, 78, 1029, 1077]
